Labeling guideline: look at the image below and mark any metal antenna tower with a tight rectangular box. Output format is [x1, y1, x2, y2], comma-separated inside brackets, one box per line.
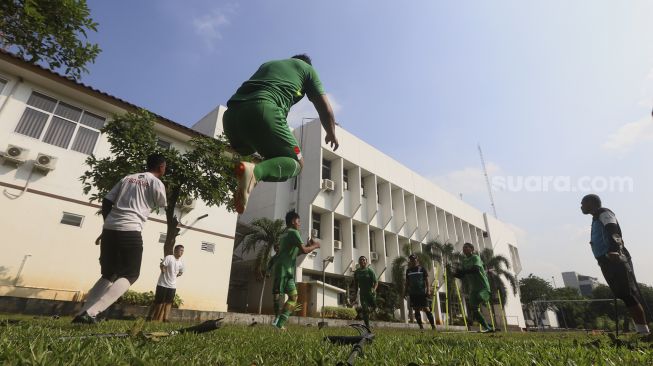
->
[478, 144, 497, 218]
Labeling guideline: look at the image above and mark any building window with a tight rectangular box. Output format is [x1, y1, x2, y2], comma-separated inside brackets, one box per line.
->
[352, 227, 357, 249]
[158, 233, 167, 244]
[334, 220, 341, 241]
[312, 213, 321, 239]
[369, 230, 376, 252]
[361, 178, 366, 197]
[14, 91, 105, 155]
[377, 184, 381, 203]
[0, 77, 7, 93]
[343, 169, 349, 190]
[157, 138, 171, 149]
[322, 159, 331, 180]
[60, 212, 84, 227]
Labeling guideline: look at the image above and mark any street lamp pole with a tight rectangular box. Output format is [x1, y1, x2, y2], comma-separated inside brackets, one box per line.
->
[320, 255, 334, 328]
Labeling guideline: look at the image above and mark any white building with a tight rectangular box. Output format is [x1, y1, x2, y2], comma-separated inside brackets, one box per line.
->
[562, 271, 600, 297]
[0, 51, 237, 311]
[232, 119, 526, 329]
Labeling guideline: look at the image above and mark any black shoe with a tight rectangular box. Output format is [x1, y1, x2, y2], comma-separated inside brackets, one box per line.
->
[418, 324, 424, 330]
[71, 312, 97, 324]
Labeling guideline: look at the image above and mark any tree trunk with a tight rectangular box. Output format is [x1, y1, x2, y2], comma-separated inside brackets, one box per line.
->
[258, 276, 266, 314]
[164, 187, 181, 256]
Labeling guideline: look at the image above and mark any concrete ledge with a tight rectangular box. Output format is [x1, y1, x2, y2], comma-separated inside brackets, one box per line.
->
[0, 296, 467, 331]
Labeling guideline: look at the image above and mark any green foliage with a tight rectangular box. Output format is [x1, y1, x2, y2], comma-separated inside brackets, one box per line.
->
[479, 248, 517, 307]
[374, 283, 402, 322]
[80, 109, 237, 256]
[322, 306, 357, 320]
[117, 290, 183, 308]
[3, 316, 653, 365]
[0, 0, 101, 79]
[519, 273, 554, 305]
[236, 218, 286, 279]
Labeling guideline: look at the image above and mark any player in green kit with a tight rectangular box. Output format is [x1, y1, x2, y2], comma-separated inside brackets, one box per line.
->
[353, 256, 377, 329]
[454, 242, 494, 333]
[271, 210, 320, 330]
[223, 54, 339, 214]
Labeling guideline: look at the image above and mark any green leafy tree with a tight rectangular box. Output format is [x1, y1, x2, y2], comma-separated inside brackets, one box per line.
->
[424, 241, 464, 317]
[0, 0, 101, 79]
[550, 286, 588, 329]
[235, 217, 286, 314]
[80, 109, 236, 257]
[479, 248, 517, 307]
[519, 274, 554, 328]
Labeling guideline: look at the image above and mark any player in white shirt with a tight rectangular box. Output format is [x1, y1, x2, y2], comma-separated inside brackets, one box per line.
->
[148, 245, 185, 321]
[73, 154, 167, 324]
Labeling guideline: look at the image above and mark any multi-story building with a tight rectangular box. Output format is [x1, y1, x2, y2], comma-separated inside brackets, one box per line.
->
[0, 50, 237, 311]
[562, 271, 600, 297]
[230, 119, 526, 329]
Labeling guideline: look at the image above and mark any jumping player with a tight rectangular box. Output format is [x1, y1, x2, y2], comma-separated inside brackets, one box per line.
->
[404, 254, 436, 330]
[454, 243, 494, 333]
[223, 54, 339, 214]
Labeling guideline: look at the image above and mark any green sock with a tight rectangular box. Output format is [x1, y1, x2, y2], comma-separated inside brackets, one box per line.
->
[254, 157, 301, 182]
[474, 308, 490, 329]
[276, 309, 292, 328]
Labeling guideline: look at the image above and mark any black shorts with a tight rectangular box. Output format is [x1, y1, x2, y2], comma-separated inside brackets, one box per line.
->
[598, 255, 640, 307]
[99, 229, 143, 284]
[409, 293, 428, 308]
[154, 285, 176, 304]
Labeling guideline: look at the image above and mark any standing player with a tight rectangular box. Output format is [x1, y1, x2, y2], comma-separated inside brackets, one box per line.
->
[223, 54, 339, 214]
[147, 245, 185, 322]
[581, 194, 650, 336]
[73, 154, 167, 324]
[271, 210, 320, 329]
[404, 254, 436, 330]
[454, 243, 494, 333]
[353, 256, 378, 329]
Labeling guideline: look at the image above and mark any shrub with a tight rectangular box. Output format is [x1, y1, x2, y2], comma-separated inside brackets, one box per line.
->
[322, 306, 357, 320]
[117, 290, 183, 308]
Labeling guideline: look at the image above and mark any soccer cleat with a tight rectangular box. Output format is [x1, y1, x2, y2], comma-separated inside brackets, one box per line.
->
[479, 327, 495, 333]
[71, 312, 97, 325]
[234, 161, 257, 214]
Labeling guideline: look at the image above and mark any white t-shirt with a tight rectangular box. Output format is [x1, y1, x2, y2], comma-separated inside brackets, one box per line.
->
[157, 255, 184, 289]
[103, 172, 167, 232]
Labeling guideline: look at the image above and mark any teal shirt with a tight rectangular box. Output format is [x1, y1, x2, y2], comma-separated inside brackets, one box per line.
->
[228, 58, 325, 116]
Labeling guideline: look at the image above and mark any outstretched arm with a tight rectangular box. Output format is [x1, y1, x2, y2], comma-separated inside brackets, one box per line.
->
[310, 94, 339, 151]
[298, 238, 321, 254]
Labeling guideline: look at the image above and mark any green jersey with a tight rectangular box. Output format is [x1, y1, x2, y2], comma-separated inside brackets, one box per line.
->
[354, 267, 377, 295]
[228, 58, 325, 116]
[461, 254, 490, 293]
[273, 228, 303, 276]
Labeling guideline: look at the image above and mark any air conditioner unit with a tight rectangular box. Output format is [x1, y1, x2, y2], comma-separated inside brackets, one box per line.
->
[178, 197, 196, 212]
[0, 144, 29, 166]
[370, 251, 379, 262]
[321, 178, 335, 191]
[333, 240, 342, 250]
[33, 153, 57, 174]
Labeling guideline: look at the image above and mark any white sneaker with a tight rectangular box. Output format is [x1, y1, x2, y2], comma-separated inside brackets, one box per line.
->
[234, 161, 257, 214]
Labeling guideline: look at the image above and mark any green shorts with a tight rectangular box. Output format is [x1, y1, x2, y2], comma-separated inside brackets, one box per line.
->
[272, 272, 297, 296]
[469, 289, 490, 308]
[223, 101, 302, 161]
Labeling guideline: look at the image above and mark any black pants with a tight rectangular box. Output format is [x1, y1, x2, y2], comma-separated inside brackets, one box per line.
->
[99, 229, 143, 284]
[598, 253, 640, 307]
[154, 285, 176, 304]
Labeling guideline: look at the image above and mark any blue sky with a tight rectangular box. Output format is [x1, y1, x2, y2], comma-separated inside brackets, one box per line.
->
[83, 1, 653, 286]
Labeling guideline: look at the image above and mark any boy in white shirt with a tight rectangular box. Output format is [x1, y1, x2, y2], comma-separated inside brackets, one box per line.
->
[148, 245, 185, 321]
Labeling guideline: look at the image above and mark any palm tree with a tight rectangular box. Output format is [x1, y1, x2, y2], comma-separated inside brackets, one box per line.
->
[424, 241, 464, 320]
[479, 248, 517, 307]
[235, 217, 286, 314]
[390, 243, 432, 297]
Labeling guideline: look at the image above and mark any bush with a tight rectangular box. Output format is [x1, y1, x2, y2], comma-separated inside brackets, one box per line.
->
[116, 290, 183, 308]
[322, 306, 357, 320]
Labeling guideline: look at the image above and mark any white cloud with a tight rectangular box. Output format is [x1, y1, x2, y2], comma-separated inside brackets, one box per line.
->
[430, 162, 501, 196]
[192, 8, 231, 50]
[287, 93, 342, 128]
[602, 116, 653, 151]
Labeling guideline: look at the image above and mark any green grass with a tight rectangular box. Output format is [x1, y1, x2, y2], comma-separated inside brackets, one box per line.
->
[1, 315, 653, 365]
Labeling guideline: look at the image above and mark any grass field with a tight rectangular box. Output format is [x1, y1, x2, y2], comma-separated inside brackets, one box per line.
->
[1, 316, 653, 365]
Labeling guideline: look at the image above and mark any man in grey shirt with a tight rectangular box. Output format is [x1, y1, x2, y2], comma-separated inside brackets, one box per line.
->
[73, 154, 167, 324]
